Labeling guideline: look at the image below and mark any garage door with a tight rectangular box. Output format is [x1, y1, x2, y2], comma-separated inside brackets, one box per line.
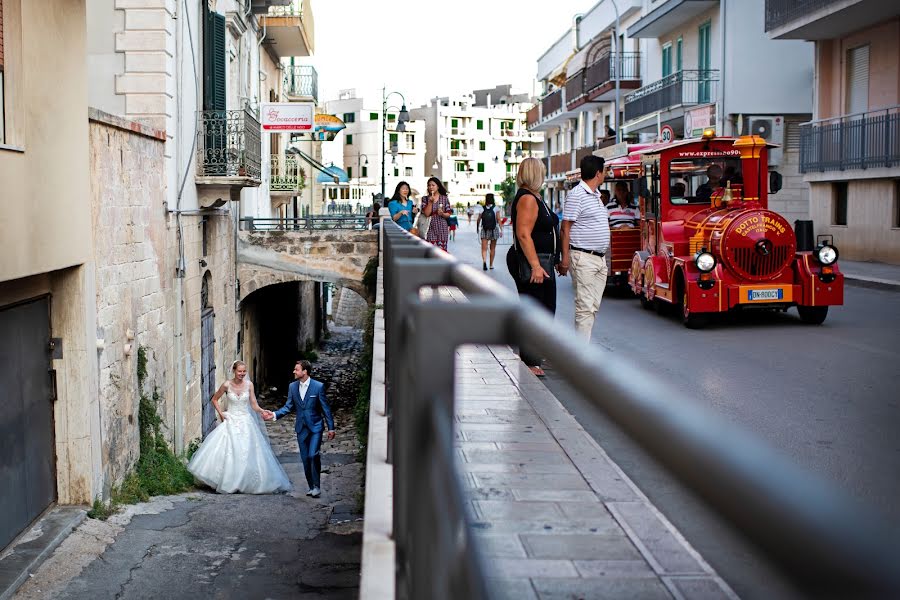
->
[0, 297, 56, 550]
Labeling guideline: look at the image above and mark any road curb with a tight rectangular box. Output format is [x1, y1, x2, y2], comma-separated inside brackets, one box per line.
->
[843, 275, 900, 292]
[0, 507, 86, 600]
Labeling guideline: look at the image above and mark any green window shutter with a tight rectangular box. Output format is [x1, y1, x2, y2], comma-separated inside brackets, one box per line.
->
[389, 133, 398, 143]
[662, 45, 672, 78]
[394, 168, 399, 176]
[476, 120, 483, 130]
[676, 37, 683, 72]
[479, 141, 486, 151]
[494, 184, 501, 191]
[347, 167, 353, 179]
[477, 163, 485, 173]
[362, 166, 368, 177]
[203, 9, 226, 111]
[451, 118, 458, 128]
[346, 134, 353, 145]
[451, 140, 459, 150]
[388, 114, 396, 122]
[370, 112, 378, 120]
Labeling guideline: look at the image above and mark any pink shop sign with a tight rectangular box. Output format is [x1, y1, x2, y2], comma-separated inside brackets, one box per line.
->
[261, 103, 314, 132]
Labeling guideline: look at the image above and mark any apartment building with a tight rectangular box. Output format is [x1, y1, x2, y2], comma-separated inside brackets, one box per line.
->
[412, 88, 543, 207]
[327, 90, 428, 206]
[529, 0, 815, 223]
[1, 0, 100, 549]
[766, 0, 900, 263]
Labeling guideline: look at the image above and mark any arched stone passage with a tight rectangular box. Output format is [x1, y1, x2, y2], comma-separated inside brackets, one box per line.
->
[237, 230, 377, 304]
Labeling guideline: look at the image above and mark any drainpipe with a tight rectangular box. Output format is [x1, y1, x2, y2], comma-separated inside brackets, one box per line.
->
[610, 0, 621, 143]
[173, 0, 185, 454]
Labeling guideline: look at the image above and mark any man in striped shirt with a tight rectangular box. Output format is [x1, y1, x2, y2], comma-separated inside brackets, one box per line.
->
[559, 155, 610, 339]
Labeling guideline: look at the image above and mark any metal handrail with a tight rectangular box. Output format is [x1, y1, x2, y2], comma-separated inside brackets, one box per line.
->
[381, 220, 900, 598]
[240, 216, 366, 230]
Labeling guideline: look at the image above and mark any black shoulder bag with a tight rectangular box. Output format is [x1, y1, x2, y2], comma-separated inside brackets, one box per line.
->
[511, 195, 557, 283]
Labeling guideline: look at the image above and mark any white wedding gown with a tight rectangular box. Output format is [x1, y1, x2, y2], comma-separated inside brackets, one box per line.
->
[187, 386, 291, 494]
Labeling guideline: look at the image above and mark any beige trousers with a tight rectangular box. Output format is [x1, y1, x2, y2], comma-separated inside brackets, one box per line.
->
[570, 250, 609, 338]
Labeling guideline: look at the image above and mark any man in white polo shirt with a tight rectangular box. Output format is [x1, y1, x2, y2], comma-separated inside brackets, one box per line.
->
[559, 155, 610, 339]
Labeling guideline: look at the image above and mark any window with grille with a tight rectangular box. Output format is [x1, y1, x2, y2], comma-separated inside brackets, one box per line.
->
[405, 167, 413, 176]
[405, 134, 415, 149]
[833, 182, 848, 226]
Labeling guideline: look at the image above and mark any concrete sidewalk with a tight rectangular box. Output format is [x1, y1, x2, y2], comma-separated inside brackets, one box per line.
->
[454, 331, 737, 599]
[839, 259, 900, 290]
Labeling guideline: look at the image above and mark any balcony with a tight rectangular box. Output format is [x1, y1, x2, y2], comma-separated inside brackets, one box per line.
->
[800, 105, 900, 174]
[196, 109, 262, 206]
[260, 0, 314, 57]
[526, 105, 540, 129]
[765, 0, 894, 40]
[270, 153, 304, 196]
[624, 70, 719, 123]
[449, 127, 468, 137]
[283, 65, 318, 104]
[450, 149, 469, 158]
[549, 152, 571, 177]
[541, 89, 563, 118]
[566, 52, 643, 111]
[627, 0, 719, 39]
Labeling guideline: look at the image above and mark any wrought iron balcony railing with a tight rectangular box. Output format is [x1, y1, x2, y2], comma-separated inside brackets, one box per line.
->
[283, 65, 318, 103]
[800, 105, 900, 173]
[765, 0, 843, 31]
[270, 153, 304, 192]
[624, 69, 719, 122]
[267, 0, 301, 17]
[196, 109, 262, 180]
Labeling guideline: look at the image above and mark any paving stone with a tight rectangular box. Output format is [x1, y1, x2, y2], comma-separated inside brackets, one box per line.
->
[495, 441, 564, 452]
[511, 489, 600, 503]
[574, 559, 659, 578]
[531, 576, 673, 599]
[471, 472, 590, 490]
[664, 576, 734, 599]
[520, 534, 642, 561]
[490, 559, 578, 579]
[558, 502, 615, 520]
[608, 502, 708, 575]
[463, 430, 556, 443]
[469, 518, 622, 535]
[474, 501, 565, 521]
[461, 462, 581, 475]
[463, 449, 569, 465]
[472, 533, 528, 558]
[486, 578, 539, 600]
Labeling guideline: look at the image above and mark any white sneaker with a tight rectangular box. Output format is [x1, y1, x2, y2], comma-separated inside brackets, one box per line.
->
[310, 487, 321, 498]
[306, 489, 314, 496]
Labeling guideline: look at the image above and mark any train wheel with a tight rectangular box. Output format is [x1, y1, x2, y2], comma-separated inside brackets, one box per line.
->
[682, 288, 707, 329]
[797, 306, 828, 324]
[639, 277, 653, 310]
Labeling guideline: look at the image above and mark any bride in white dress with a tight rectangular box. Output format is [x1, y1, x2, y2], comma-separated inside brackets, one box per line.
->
[187, 360, 291, 494]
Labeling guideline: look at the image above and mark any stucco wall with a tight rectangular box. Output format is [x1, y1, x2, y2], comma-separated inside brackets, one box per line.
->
[809, 180, 900, 263]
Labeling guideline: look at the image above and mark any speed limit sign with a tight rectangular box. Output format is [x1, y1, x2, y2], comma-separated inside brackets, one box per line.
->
[660, 124, 675, 143]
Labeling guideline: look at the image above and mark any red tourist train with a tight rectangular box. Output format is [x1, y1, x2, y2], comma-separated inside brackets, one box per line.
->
[600, 133, 842, 328]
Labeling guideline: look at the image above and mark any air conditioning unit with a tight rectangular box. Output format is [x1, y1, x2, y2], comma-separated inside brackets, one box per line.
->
[742, 116, 784, 166]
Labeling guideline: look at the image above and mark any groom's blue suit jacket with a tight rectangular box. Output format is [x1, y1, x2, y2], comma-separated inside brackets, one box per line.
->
[275, 378, 334, 433]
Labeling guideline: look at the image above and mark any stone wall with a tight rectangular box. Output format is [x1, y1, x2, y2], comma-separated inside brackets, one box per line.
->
[333, 287, 369, 329]
[237, 229, 377, 302]
[89, 110, 240, 492]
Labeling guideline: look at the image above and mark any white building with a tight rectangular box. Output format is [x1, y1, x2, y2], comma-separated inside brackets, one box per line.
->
[412, 88, 544, 208]
[325, 90, 427, 209]
[528, 0, 815, 223]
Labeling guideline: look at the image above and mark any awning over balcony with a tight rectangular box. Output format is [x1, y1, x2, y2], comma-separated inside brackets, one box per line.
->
[628, 0, 719, 38]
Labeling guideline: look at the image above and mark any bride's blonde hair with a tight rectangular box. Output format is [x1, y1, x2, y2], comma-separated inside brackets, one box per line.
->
[231, 360, 247, 372]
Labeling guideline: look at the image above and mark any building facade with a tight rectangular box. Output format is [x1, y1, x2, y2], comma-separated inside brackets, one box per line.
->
[412, 89, 543, 207]
[326, 90, 428, 208]
[767, 0, 900, 263]
[529, 0, 815, 224]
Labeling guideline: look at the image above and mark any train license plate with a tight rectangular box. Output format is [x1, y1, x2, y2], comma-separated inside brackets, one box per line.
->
[747, 288, 783, 302]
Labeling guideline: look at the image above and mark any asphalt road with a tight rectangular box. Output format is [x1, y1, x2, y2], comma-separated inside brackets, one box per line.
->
[445, 221, 900, 599]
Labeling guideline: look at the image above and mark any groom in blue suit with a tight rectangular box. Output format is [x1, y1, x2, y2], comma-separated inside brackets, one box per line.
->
[271, 360, 334, 498]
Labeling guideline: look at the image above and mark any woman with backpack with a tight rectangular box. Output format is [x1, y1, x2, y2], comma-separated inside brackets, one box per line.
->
[477, 193, 501, 270]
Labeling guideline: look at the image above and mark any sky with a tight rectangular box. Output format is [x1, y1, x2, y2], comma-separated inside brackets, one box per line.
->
[310, 0, 593, 110]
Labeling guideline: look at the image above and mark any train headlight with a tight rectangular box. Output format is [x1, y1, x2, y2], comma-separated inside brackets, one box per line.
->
[695, 251, 717, 273]
[816, 243, 838, 265]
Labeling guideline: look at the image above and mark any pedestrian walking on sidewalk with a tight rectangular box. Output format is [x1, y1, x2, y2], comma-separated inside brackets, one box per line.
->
[506, 158, 559, 377]
[478, 193, 501, 270]
[387, 182, 417, 232]
[422, 176, 451, 251]
[447, 207, 459, 241]
[466, 202, 474, 224]
[558, 155, 609, 339]
[271, 360, 335, 498]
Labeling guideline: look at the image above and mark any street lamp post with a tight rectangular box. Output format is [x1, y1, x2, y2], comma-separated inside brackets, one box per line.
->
[608, 0, 622, 143]
[381, 87, 410, 198]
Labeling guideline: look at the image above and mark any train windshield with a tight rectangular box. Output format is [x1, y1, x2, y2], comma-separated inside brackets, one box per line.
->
[668, 158, 743, 205]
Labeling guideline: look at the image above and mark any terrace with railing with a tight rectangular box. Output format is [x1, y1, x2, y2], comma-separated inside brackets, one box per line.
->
[800, 105, 900, 173]
[283, 65, 318, 103]
[624, 70, 719, 123]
